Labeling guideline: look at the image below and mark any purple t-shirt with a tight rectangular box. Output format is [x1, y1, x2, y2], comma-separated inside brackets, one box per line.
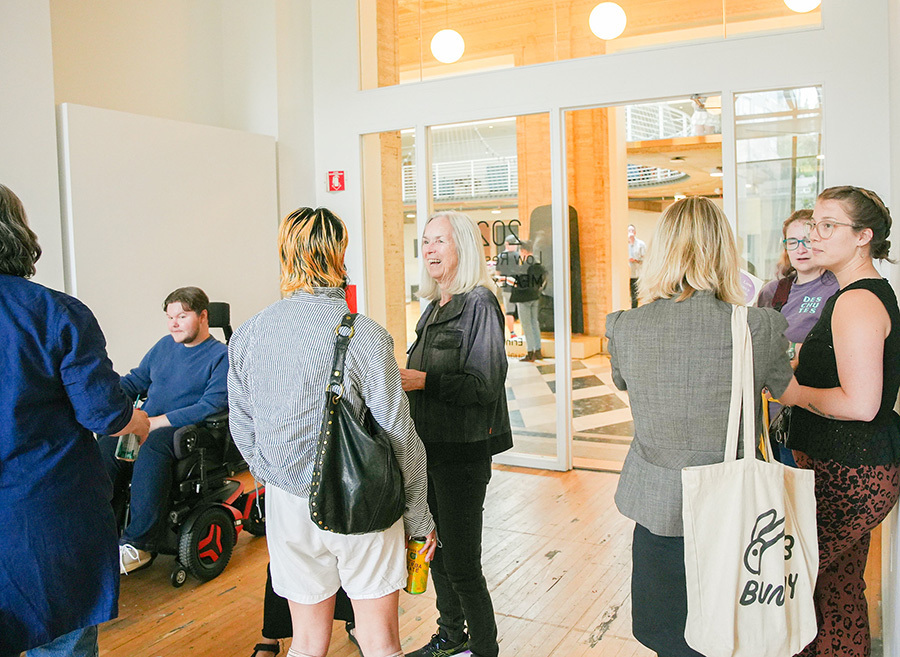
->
[756, 271, 840, 343]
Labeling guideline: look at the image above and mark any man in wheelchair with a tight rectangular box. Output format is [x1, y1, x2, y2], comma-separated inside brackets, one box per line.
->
[99, 286, 228, 574]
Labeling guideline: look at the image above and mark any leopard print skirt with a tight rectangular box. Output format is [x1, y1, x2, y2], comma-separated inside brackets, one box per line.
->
[793, 451, 900, 657]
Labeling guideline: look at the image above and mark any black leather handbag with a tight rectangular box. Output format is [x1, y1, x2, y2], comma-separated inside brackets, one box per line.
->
[769, 405, 792, 445]
[308, 313, 405, 535]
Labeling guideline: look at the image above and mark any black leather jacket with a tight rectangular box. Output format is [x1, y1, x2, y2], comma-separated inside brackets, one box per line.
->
[406, 286, 512, 452]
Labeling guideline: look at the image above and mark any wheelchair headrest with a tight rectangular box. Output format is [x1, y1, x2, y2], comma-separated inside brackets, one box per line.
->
[207, 302, 233, 342]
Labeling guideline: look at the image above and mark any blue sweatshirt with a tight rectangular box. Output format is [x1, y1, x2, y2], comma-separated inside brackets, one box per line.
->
[120, 335, 228, 427]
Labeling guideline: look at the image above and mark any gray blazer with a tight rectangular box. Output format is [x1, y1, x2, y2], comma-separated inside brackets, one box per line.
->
[606, 291, 793, 537]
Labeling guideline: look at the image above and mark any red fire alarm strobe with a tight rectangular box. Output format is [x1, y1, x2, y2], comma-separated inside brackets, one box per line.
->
[328, 171, 345, 192]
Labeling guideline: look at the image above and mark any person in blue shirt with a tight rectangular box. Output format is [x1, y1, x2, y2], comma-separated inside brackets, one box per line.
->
[98, 286, 228, 574]
[0, 184, 150, 657]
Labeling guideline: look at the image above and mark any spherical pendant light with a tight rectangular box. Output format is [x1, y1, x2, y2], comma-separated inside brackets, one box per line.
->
[783, 0, 821, 12]
[431, 29, 465, 64]
[589, 2, 627, 40]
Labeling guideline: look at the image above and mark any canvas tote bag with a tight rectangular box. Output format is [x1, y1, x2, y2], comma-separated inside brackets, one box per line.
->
[681, 305, 818, 657]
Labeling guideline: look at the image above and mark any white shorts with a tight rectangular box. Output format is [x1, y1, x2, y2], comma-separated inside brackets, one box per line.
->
[266, 484, 406, 604]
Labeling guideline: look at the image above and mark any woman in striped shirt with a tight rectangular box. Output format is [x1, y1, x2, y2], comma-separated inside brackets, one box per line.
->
[228, 207, 435, 657]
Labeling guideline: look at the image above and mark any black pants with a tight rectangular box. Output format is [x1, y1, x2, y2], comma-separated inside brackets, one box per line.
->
[428, 458, 498, 657]
[630, 278, 639, 308]
[262, 565, 355, 639]
[631, 524, 703, 657]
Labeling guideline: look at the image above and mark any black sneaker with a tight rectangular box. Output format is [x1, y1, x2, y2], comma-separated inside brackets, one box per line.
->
[405, 632, 469, 657]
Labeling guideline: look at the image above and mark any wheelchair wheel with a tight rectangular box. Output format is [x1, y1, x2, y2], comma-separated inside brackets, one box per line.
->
[245, 492, 266, 536]
[177, 506, 236, 582]
[171, 567, 188, 588]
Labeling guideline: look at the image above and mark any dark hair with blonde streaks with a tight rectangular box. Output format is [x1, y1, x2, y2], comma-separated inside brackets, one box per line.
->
[279, 207, 348, 294]
[818, 186, 893, 261]
[775, 209, 813, 279]
[0, 184, 42, 278]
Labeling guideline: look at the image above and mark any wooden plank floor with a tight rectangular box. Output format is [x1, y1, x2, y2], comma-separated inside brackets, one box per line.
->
[99, 465, 653, 657]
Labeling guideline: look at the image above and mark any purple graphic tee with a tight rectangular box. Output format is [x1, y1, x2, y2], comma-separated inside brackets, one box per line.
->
[757, 272, 840, 343]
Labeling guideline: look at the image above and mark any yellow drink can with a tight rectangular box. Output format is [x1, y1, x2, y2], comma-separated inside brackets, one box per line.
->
[404, 537, 429, 594]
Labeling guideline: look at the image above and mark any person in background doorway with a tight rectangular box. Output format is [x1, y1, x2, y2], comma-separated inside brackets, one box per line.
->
[627, 224, 646, 308]
[400, 211, 512, 657]
[494, 233, 521, 337]
[780, 186, 900, 657]
[0, 184, 150, 657]
[509, 240, 546, 362]
[606, 197, 792, 657]
[756, 209, 839, 466]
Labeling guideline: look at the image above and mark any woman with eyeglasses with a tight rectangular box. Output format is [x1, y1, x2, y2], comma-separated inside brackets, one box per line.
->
[780, 186, 900, 657]
[756, 209, 839, 465]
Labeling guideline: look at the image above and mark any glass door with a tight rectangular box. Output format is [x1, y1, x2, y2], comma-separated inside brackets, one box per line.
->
[563, 96, 724, 472]
[424, 113, 569, 470]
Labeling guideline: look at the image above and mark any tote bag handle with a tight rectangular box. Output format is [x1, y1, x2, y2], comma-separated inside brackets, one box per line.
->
[722, 305, 762, 463]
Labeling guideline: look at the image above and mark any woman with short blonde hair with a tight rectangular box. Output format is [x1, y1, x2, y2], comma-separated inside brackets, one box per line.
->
[229, 206, 435, 657]
[638, 196, 744, 305]
[606, 196, 793, 657]
[278, 207, 349, 294]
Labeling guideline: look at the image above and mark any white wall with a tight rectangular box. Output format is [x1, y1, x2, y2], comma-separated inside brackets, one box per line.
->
[221, 2, 278, 137]
[50, 0, 228, 130]
[48, 0, 317, 222]
[48, 0, 288, 137]
[273, 0, 318, 213]
[58, 104, 280, 372]
[1, 0, 64, 290]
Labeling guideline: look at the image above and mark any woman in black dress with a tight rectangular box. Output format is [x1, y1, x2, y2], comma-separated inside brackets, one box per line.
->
[781, 186, 900, 657]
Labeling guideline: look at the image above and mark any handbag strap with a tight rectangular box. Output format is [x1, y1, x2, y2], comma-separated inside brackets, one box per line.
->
[771, 276, 793, 311]
[723, 305, 761, 462]
[309, 312, 358, 532]
[327, 313, 358, 397]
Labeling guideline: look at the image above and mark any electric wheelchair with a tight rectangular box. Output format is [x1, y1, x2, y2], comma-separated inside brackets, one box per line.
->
[115, 302, 267, 587]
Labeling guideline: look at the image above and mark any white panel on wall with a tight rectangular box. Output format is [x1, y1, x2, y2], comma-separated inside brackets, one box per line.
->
[58, 103, 279, 372]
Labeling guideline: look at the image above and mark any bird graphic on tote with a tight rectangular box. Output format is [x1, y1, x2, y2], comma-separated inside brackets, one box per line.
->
[743, 509, 790, 575]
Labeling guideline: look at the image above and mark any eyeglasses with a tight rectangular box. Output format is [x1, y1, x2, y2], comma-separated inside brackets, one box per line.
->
[805, 219, 856, 240]
[782, 237, 811, 251]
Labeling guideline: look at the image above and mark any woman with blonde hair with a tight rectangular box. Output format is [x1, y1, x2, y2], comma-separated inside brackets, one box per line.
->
[400, 210, 511, 657]
[228, 207, 435, 657]
[606, 196, 793, 657]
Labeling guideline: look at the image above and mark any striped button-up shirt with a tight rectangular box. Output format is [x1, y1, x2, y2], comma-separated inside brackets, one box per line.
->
[227, 288, 433, 537]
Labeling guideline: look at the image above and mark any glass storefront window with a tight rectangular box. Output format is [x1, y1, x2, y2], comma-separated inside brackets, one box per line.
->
[564, 95, 723, 470]
[735, 86, 824, 281]
[360, 0, 822, 89]
[425, 114, 560, 462]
